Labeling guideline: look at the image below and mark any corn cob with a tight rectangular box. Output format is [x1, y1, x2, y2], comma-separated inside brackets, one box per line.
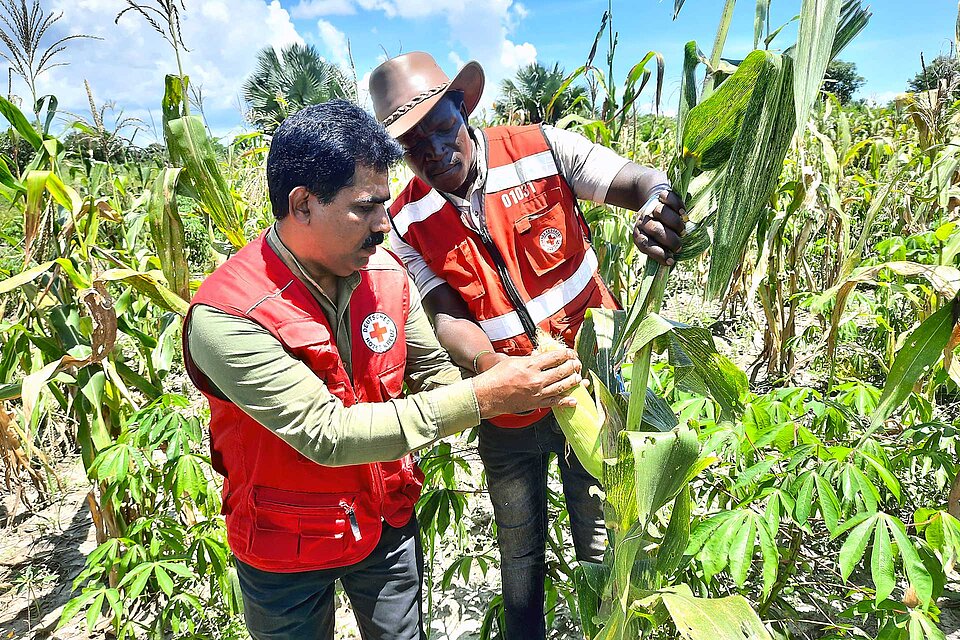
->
[536, 331, 604, 480]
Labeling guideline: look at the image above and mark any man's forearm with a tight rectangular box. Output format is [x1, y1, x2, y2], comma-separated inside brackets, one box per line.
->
[604, 163, 671, 211]
[433, 313, 506, 372]
[423, 284, 508, 373]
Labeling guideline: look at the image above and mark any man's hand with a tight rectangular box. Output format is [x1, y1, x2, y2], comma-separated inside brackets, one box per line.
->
[633, 189, 687, 266]
[472, 350, 585, 418]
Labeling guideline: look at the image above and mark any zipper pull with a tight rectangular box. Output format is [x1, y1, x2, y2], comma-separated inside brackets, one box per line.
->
[340, 500, 362, 541]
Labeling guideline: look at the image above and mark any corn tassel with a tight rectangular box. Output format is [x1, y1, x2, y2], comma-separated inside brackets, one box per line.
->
[537, 331, 604, 479]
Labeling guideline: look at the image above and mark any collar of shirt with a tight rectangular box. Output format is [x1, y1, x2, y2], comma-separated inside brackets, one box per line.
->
[265, 224, 360, 325]
[442, 128, 486, 231]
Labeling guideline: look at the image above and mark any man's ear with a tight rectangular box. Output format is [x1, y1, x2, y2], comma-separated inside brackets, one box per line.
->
[288, 186, 312, 224]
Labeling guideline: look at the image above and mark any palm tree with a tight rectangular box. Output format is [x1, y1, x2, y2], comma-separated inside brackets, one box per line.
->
[494, 62, 587, 125]
[242, 43, 356, 134]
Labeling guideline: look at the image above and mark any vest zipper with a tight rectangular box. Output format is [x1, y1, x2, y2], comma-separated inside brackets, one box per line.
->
[340, 499, 363, 541]
[475, 220, 539, 342]
[474, 128, 539, 343]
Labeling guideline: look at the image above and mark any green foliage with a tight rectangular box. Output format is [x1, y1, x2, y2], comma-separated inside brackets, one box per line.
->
[0, 1, 958, 639]
[823, 59, 866, 104]
[241, 43, 357, 134]
[908, 53, 960, 93]
[60, 395, 243, 638]
[495, 62, 587, 125]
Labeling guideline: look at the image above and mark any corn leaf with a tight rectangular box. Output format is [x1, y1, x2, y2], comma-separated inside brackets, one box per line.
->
[147, 168, 190, 300]
[0, 96, 42, 151]
[676, 41, 702, 161]
[575, 307, 627, 393]
[661, 586, 773, 640]
[641, 388, 679, 432]
[792, 0, 842, 131]
[708, 52, 796, 299]
[656, 486, 691, 575]
[0, 155, 24, 195]
[45, 172, 83, 215]
[573, 563, 604, 640]
[663, 325, 749, 419]
[98, 269, 189, 316]
[673, 0, 686, 19]
[604, 426, 700, 533]
[754, 0, 770, 49]
[23, 170, 49, 261]
[0, 260, 55, 294]
[679, 49, 768, 172]
[832, 0, 871, 59]
[702, 0, 738, 99]
[869, 302, 959, 430]
[163, 75, 246, 249]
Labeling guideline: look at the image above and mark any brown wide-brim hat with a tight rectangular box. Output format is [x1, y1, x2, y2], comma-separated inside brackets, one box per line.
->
[370, 51, 484, 138]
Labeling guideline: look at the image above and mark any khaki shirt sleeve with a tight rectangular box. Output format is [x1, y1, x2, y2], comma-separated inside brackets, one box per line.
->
[186, 304, 479, 467]
[402, 274, 471, 394]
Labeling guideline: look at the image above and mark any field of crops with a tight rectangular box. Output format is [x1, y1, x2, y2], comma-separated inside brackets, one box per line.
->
[0, 0, 959, 638]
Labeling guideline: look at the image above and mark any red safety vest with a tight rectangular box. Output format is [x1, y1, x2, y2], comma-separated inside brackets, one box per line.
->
[390, 125, 618, 428]
[183, 233, 423, 573]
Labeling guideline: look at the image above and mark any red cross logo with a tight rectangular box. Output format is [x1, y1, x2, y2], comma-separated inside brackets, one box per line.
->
[368, 321, 388, 343]
[362, 312, 396, 353]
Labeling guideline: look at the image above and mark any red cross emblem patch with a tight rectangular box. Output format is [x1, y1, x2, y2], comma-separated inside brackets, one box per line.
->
[361, 312, 398, 353]
[539, 227, 563, 253]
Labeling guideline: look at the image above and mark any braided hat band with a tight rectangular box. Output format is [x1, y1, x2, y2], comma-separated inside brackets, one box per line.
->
[382, 82, 450, 127]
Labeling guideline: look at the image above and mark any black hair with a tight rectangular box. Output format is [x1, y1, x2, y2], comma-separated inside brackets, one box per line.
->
[267, 99, 403, 219]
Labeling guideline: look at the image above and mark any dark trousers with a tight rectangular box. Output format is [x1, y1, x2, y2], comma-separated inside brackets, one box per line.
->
[477, 414, 607, 640]
[235, 517, 426, 640]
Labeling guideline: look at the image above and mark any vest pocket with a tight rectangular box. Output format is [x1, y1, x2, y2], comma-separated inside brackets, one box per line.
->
[380, 455, 423, 527]
[247, 486, 351, 562]
[378, 361, 405, 399]
[513, 200, 585, 277]
[429, 239, 487, 302]
[276, 319, 343, 373]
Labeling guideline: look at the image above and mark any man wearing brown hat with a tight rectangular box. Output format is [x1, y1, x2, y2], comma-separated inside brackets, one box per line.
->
[369, 53, 686, 638]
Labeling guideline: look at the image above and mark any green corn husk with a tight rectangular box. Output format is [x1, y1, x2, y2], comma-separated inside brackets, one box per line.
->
[538, 331, 604, 479]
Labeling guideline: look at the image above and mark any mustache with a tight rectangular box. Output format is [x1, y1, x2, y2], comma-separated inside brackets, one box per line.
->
[361, 231, 385, 250]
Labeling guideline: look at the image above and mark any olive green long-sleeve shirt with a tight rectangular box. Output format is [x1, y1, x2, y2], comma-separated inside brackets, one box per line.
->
[186, 226, 480, 467]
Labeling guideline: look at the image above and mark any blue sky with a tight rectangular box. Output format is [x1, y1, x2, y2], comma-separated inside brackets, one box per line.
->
[26, 0, 960, 142]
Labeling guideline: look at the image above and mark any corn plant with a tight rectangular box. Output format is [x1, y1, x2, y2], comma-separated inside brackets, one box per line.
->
[540, 1, 885, 638]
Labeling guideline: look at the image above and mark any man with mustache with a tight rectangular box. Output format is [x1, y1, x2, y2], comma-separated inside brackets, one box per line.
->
[182, 100, 585, 640]
[369, 53, 686, 639]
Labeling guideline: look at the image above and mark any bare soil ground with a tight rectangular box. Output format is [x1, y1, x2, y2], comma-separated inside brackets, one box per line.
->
[0, 455, 579, 639]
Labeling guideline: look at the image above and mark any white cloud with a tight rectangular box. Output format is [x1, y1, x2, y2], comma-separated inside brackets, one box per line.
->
[35, 0, 304, 140]
[341, 0, 536, 109]
[356, 70, 373, 109]
[317, 19, 353, 71]
[864, 90, 901, 106]
[441, 0, 537, 109]
[500, 41, 537, 70]
[290, 0, 356, 19]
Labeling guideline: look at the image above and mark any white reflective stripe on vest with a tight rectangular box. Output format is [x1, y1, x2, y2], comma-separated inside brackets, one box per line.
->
[392, 189, 446, 237]
[478, 248, 600, 342]
[485, 150, 559, 194]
